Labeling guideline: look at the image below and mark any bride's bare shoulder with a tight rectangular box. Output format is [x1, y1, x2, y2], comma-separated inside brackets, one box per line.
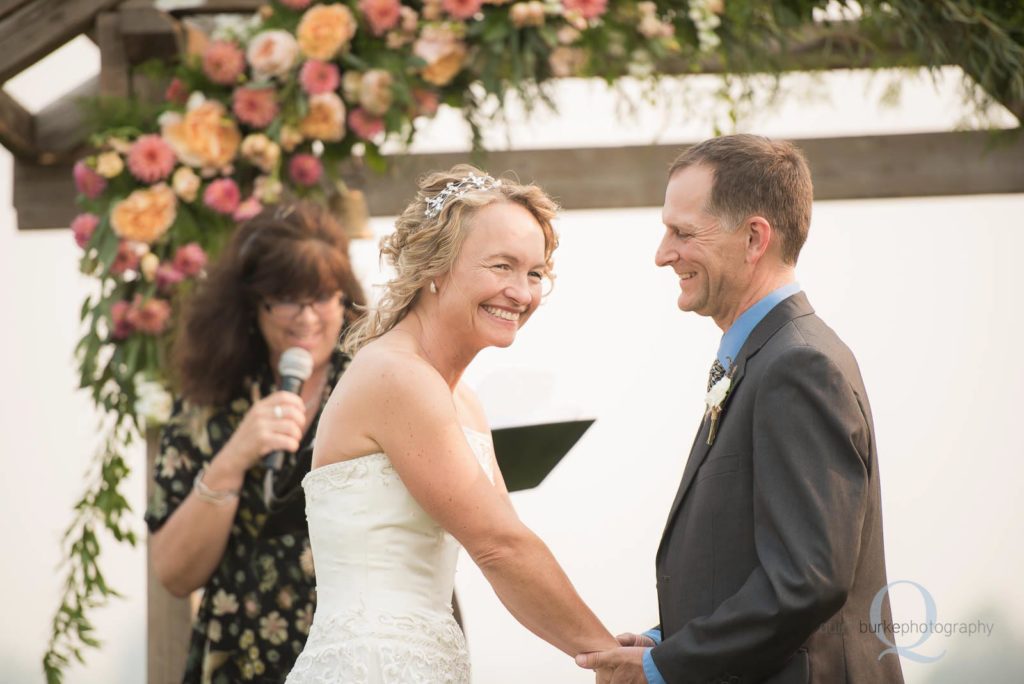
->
[345, 333, 443, 394]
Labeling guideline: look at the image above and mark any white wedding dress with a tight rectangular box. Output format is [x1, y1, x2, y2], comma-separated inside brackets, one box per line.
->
[286, 427, 493, 683]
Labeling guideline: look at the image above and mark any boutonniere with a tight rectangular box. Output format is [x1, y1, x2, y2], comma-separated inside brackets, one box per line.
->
[704, 363, 737, 446]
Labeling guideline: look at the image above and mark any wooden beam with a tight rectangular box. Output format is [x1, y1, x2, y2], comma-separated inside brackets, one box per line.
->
[0, 0, 124, 84]
[0, 88, 34, 157]
[117, 4, 183, 64]
[33, 76, 99, 163]
[96, 11, 130, 98]
[0, 0, 33, 22]
[15, 130, 1024, 230]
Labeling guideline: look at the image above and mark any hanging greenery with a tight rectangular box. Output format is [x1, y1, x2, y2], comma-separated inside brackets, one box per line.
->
[46, 0, 1023, 681]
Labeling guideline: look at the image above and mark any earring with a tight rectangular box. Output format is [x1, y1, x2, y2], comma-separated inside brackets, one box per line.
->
[429, 281, 437, 294]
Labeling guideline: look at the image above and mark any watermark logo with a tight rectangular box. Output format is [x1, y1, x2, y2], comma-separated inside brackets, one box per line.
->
[865, 580, 995, 663]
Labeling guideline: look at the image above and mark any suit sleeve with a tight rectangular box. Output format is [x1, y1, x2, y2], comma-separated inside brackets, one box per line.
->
[651, 345, 871, 682]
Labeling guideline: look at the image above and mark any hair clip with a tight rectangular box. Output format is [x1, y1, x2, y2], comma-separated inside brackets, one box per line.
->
[424, 172, 502, 219]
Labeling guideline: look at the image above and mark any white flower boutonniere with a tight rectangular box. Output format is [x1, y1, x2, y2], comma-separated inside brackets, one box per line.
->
[704, 367, 736, 446]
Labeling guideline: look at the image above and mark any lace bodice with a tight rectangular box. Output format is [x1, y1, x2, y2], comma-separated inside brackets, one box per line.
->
[285, 427, 493, 683]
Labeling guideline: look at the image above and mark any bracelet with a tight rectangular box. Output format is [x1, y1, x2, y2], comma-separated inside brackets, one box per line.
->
[193, 465, 240, 505]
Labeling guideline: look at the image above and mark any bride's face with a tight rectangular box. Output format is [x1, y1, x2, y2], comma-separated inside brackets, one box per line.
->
[437, 201, 548, 350]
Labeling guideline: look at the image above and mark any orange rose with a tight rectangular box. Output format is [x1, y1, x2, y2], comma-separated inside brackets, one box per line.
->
[160, 99, 241, 171]
[413, 26, 467, 87]
[297, 4, 357, 60]
[110, 184, 177, 245]
[299, 92, 346, 142]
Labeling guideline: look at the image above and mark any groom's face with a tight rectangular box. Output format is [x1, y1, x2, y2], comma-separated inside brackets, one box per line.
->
[657, 164, 748, 322]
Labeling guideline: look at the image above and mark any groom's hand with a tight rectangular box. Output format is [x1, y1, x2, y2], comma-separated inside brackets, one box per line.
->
[616, 632, 656, 648]
[575, 647, 647, 684]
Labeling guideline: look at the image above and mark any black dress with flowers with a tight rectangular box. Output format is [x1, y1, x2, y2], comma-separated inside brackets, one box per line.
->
[145, 349, 348, 684]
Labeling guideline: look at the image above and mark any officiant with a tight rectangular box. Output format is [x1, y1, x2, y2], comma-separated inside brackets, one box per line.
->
[145, 202, 365, 683]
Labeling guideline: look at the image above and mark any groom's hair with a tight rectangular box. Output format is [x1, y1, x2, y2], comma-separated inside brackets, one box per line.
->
[669, 134, 813, 265]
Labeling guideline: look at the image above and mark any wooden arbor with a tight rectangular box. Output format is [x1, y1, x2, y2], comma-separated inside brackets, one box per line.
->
[2, 1, 1022, 682]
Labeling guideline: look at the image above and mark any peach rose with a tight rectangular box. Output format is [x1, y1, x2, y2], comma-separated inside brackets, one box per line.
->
[110, 184, 177, 244]
[160, 98, 241, 171]
[241, 133, 282, 173]
[297, 4, 357, 60]
[413, 25, 467, 87]
[359, 69, 394, 116]
[299, 92, 346, 141]
[246, 30, 300, 80]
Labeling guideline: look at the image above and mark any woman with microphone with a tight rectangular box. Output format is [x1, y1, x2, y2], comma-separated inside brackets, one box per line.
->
[146, 202, 365, 683]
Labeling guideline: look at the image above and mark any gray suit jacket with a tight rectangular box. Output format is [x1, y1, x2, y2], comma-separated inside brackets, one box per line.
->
[652, 293, 904, 684]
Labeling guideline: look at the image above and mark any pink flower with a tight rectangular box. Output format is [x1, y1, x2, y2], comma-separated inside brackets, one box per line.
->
[165, 78, 189, 106]
[288, 154, 323, 186]
[232, 87, 279, 129]
[299, 60, 341, 95]
[203, 178, 241, 214]
[280, 0, 312, 9]
[202, 40, 246, 85]
[348, 107, 384, 140]
[127, 135, 176, 183]
[110, 300, 134, 340]
[73, 160, 106, 199]
[247, 30, 300, 79]
[411, 88, 440, 118]
[127, 295, 172, 335]
[173, 242, 207, 277]
[442, 0, 483, 20]
[110, 241, 141, 276]
[156, 263, 185, 291]
[71, 213, 100, 249]
[233, 196, 263, 222]
[562, 0, 607, 19]
[359, 0, 402, 35]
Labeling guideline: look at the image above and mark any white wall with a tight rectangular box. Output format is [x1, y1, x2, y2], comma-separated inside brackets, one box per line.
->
[2, 39, 1022, 683]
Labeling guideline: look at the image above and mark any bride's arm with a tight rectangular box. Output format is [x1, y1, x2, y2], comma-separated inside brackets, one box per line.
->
[355, 355, 617, 656]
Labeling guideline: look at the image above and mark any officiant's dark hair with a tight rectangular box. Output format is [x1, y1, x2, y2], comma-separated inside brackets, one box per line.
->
[172, 201, 365, 406]
[669, 134, 813, 264]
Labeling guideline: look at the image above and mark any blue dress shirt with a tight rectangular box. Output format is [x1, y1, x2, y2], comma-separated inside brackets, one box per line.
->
[641, 282, 802, 683]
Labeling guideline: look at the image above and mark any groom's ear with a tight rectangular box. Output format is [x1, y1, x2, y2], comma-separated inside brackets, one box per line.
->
[744, 216, 773, 265]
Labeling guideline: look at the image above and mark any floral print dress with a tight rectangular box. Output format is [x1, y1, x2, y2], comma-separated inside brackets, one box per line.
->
[146, 349, 347, 683]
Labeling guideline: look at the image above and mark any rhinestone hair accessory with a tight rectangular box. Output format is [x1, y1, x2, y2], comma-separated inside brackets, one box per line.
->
[424, 172, 502, 219]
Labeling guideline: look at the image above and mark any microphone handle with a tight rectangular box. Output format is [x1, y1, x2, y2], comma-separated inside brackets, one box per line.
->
[264, 374, 305, 469]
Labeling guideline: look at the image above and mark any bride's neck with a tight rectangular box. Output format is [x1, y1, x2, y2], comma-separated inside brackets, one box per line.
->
[394, 316, 475, 390]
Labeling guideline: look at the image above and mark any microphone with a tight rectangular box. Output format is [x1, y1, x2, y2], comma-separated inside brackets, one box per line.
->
[263, 347, 314, 470]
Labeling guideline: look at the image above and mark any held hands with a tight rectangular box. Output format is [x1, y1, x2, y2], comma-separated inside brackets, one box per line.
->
[212, 391, 307, 483]
[575, 633, 653, 684]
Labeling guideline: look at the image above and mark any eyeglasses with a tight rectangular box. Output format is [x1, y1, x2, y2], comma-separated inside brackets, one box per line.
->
[262, 292, 345, 320]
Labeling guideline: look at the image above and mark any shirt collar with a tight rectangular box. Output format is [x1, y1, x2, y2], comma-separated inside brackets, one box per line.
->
[717, 282, 802, 369]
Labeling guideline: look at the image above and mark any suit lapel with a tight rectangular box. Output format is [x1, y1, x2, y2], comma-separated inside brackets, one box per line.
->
[658, 293, 815, 556]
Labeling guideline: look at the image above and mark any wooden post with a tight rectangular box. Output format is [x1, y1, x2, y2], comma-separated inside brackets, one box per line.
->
[146, 430, 191, 684]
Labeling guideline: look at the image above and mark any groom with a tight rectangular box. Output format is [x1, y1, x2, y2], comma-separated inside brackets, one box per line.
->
[578, 135, 904, 683]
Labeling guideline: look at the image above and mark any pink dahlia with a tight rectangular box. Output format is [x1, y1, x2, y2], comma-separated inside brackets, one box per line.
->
[127, 134, 176, 183]
[232, 87, 279, 129]
[110, 300, 134, 340]
[359, 0, 402, 35]
[203, 178, 242, 214]
[288, 154, 323, 186]
[348, 107, 385, 140]
[173, 242, 207, 277]
[71, 213, 100, 249]
[562, 0, 608, 19]
[442, 0, 483, 20]
[73, 160, 106, 199]
[202, 40, 246, 85]
[110, 241, 141, 276]
[156, 264, 185, 292]
[233, 196, 263, 222]
[299, 60, 341, 95]
[280, 0, 312, 9]
[127, 295, 172, 335]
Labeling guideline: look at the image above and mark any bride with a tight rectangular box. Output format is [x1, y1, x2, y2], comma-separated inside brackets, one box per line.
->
[285, 166, 616, 682]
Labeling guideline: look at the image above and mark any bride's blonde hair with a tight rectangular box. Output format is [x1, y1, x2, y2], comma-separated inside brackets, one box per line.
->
[343, 164, 559, 355]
